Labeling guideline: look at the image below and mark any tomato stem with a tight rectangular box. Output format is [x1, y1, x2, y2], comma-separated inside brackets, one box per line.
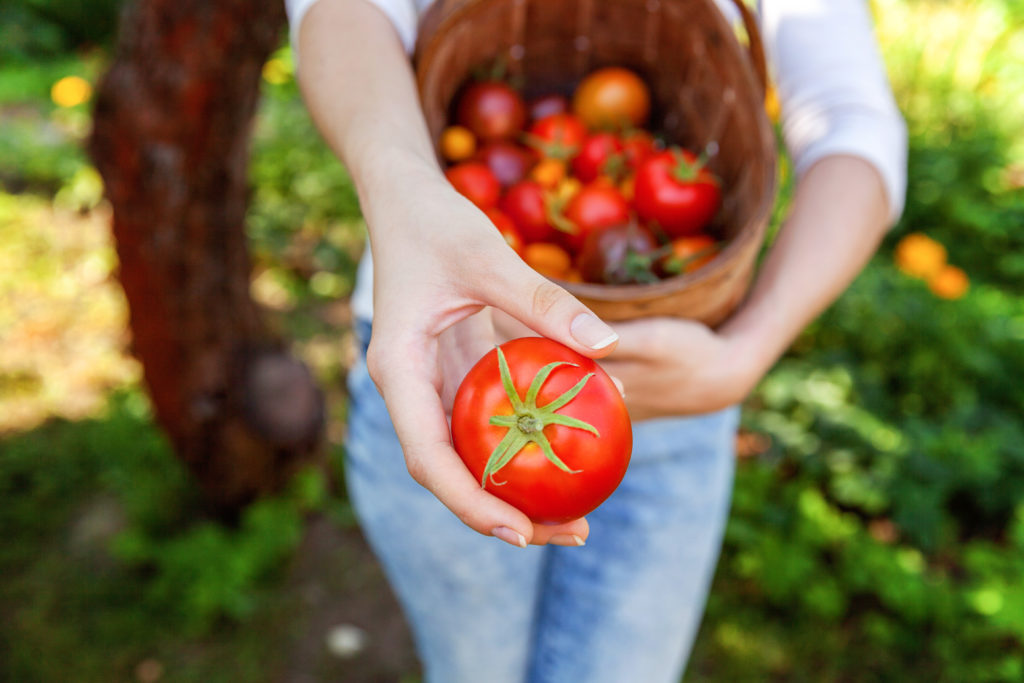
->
[480, 347, 599, 488]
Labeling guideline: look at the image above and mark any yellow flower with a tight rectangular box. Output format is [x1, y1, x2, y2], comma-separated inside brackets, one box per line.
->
[764, 83, 781, 124]
[262, 58, 291, 85]
[894, 232, 947, 279]
[51, 76, 92, 108]
[928, 265, 969, 300]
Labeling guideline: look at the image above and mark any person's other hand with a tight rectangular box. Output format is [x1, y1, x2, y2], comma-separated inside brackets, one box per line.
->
[361, 167, 618, 547]
[599, 316, 760, 421]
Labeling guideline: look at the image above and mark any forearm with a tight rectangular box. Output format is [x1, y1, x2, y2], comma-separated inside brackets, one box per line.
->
[295, 0, 443, 216]
[721, 155, 891, 377]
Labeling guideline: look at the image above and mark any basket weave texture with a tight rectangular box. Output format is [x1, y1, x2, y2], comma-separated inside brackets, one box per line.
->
[416, 0, 778, 325]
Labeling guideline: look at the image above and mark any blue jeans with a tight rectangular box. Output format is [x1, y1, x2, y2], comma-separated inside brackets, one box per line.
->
[345, 321, 738, 683]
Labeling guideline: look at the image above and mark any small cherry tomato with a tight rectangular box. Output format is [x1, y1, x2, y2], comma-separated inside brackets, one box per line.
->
[561, 181, 631, 253]
[500, 180, 555, 243]
[571, 133, 625, 183]
[634, 148, 721, 237]
[452, 338, 633, 523]
[657, 234, 719, 276]
[530, 157, 567, 189]
[620, 130, 657, 170]
[526, 113, 588, 159]
[578, 223, 659, 284]
[573, 67, 651, 130]
[457, 81, 527, 142]
[528, 93, 570, 122]
[446, 161, 501, 210]
[476, 141, 537, 187]
[486, 208, 525, 256]
[523, 242, 573, 279]
[440, 125, 477, 162]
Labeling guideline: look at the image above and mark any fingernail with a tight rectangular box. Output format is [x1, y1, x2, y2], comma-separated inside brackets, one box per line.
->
[492, 526, 527, 548]
[571, 313, 618, 350]
[610, 375, 625, 398]
[549, 534, 586, 547]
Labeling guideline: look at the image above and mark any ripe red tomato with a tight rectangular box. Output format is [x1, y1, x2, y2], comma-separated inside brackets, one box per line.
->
[446, 161, 501, 210]
[499, 180, 555, 243]
[476, 141, 537, 188]
[572, 67, 651, 130]
[485, 208, 524, 256]
[562, 181, 631, 252]
[456, 81, 527, 142]
[633, 148, 721, 237]
[451, 337, 632, 523]
[526, 113, 588, 158]
[571, 133, 624, 183]
[528, 93, 570, 122]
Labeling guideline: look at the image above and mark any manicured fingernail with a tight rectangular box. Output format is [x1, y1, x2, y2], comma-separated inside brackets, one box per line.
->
[550, 534, 586, 547]
[492, 526, 527, 548]
[571, 313, 618, 350]
[610, 375, 625, 398]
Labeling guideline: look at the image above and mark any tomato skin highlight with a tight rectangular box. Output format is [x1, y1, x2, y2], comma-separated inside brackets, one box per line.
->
[451, 338, 632, 524]
[633, 149, 721, 237]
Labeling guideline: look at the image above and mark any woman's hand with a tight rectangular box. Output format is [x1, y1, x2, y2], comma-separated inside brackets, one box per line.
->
[599, 317, 759, 421]
[359, 161, 618, 548]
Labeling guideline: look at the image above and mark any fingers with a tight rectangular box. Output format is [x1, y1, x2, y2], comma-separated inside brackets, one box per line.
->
[531, 517, 590, 546]
[480, 258, 619, 359]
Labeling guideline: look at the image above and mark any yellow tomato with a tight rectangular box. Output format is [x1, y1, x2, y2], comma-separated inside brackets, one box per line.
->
[440, 126, 477, 162]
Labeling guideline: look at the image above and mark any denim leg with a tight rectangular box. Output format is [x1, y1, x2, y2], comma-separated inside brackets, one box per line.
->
[345, 321, 738, 682]
[526, 409, 739, 683]
[345, 350, 545, 683]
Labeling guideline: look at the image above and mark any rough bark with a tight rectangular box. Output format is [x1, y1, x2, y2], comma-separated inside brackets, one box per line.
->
[90, 0, 325, 511]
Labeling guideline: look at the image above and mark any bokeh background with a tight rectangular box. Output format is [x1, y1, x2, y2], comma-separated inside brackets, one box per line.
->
[2, 0, 1023, 681]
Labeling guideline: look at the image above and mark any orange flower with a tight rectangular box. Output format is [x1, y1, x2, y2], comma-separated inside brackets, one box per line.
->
[51, 76, 92, 108]
[928, 265, 969, 300]
[894, 233, 947, 279]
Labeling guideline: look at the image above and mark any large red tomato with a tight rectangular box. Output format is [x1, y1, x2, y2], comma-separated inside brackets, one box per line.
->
[451, 338, 632, 523]
[633, 148, 721, 237]
[456, 81, 527, 142]
[562, 181, 631, 252]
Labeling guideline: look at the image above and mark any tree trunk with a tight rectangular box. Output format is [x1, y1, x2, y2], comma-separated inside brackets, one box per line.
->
[90, 0, 325, 511]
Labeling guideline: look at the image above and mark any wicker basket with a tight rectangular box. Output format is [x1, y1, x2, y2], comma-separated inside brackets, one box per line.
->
[415, 0, 777, 325]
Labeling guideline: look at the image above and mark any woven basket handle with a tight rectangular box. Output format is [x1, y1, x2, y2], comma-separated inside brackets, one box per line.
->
[726, 0, 767, 95]
[417, 0, 768, 94]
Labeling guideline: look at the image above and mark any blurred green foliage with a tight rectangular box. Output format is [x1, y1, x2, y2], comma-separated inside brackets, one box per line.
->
[2, 0, 1024, 681]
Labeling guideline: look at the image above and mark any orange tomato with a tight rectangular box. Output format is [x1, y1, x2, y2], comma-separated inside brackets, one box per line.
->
[441, 125, 477, 162]
[664, 234, 718, 274]
[573, 67, 651, 130]
[928, 265, 969, 299]
[894, 233, 947, 279]
[523, 242, 572, 279]
[530, 158, 567, 188]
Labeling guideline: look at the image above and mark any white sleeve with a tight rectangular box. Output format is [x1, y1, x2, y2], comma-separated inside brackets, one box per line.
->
[761, 0, 908, 222]
[285, 0, 421, 61]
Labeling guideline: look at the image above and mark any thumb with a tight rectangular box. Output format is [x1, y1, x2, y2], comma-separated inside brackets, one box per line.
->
[480, 258, 619, 358]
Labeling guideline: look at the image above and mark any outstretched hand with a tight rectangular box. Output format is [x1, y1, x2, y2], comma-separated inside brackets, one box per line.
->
[361, 170, 619, 547]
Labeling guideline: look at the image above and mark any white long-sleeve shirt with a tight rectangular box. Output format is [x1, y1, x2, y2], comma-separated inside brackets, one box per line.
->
[285, 0, 908, 322]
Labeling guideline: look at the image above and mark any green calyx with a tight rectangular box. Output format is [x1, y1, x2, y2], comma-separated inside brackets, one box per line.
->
[480, 347, 600, 489]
